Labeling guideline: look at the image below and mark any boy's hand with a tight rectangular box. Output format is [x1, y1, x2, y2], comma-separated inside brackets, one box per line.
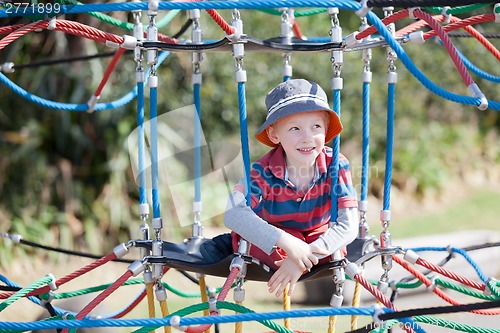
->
[268, 258, 303, 297]
[276, 233, 318, 271]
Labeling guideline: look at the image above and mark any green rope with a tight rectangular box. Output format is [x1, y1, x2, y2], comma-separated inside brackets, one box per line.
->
[425, 4, 494, 15]
[348, 273, 499, 302]
[486, 279, 500, 299]
[392, 280, 424, 289]
[415, 315, 500, 333]
[131, 301, 294, 333]
[369, 315, 500, 333]
[0, 275, 54, 312]
[435, 279, 499, 301]
[51, 278, 210, 299]
[61, 0, 180, 30]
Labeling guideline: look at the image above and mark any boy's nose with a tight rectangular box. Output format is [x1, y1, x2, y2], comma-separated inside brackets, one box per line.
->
[301, 131, 314, 142]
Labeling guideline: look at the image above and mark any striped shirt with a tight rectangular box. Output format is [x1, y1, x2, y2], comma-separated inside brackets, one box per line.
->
[235, 145, 357, 232]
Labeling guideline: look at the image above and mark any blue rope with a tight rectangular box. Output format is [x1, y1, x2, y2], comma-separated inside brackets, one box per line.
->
[0, 1, 360, 18]
[237, 82, 252, 205]
[283, 75, 291, 82]
[137, 82, 147, 205]
[149, 85, 160, 218]
[0, 51, 170, 111]
[409, 246, 489, 283]
[194, 83, 202, 203]
[0, 305, 375, 330]
[382, 83, 395, 211]
[428, 38, 500, 83]
[361, 81, 370, 202]
[458, 47, 500, 83]
[366, 11, 500, 111]
[0, 72, 136, 111]
[330, 89, 341, 222]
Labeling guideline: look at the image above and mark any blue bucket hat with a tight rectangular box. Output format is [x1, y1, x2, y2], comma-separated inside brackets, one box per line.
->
[255, 79, 343, 147]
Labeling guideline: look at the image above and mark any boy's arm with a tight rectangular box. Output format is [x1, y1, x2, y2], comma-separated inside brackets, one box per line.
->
[224, 190, 284, 255]
[309, 207, 359, 258]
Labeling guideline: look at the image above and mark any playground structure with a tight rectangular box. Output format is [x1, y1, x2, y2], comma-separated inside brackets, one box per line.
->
[1, 1, 500, 332]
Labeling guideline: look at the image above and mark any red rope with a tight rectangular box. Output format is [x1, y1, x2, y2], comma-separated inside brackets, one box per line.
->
[112, 288, 147, 319]
[396, 15, 444, 37]
[55, 20, 123, 44]
[414, 9, 473, 86]
[393, 255, 500, 315]
[0, 21, 48, 51]
[397, 13, 500, 62]
[59, 269, 133, 333]
[0, 23, 26, 36]
[354, 273, 396, 310]
[425, 14, 500, 62]
[415, 257, 485, 291]
[24, 252, 117, 298]
[292, 21, 304, 40]
[183, 0, 235, 35]
[205, 9, 235, 35]
[356, 9, 409, 40]
[93, 47, 126, 98]
[185, 267, 240, 333]
[353, 273, 415, 333]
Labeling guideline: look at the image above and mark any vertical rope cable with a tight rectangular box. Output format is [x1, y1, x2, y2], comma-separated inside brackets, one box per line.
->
[361, 81, 370, 202]
[193, 83, 202, 203]
[146, 283, 155, 333]
[159, 300, 172, 333]
[383, 83, 395, 211]
[237, 82, 251, 205]
[137, 81, 147, 204]
[328, 89, 341, 333]
[235, 301, 243, 333]
[350, 281, 362, 329]
[283, 285, 291, 329]
[328, 315, 337, 333]
[198, 275, 210, 329]
[150, 85, 160, 218]
[330, 89, 341, 221]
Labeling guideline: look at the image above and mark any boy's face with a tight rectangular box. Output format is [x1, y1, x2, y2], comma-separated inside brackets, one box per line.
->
[266, 111, 328, 166]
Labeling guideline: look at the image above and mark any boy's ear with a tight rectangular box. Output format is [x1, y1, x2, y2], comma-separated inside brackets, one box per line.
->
[267, 126, 280, 145]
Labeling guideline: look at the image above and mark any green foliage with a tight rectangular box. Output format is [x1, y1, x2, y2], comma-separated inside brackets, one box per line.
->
[1, 6, 500, 266]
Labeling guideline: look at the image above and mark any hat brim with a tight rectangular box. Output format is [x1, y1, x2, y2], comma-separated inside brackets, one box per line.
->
[255, 106, 343, 147]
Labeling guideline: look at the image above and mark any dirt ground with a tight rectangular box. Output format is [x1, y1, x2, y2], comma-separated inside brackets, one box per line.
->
[1, 228, 500, 333]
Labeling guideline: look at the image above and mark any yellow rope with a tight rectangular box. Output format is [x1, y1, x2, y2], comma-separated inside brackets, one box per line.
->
[198, 275, 210, 328]
[283, 284, 291, 329]
[159, 300, 172, 333]
[350, 281, 362, 329]
[328, 315, 337, 333]
[146, 283, 156, 333]
[235, 301, 243, 333]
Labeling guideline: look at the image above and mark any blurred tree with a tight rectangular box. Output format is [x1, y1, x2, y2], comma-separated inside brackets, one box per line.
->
[0, 5, 499, 266]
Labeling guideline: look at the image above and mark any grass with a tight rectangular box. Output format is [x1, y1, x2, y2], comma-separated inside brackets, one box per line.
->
[369, 188, 500, 239]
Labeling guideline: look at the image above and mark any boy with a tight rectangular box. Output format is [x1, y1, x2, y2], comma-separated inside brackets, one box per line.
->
[225, 79, 358, 297]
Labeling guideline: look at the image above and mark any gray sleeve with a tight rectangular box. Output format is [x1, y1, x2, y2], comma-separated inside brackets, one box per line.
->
[310, 207, 359, 259]
[224, 190, 283, 255]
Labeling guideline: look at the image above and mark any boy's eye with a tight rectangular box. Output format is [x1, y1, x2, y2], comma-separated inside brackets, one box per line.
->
[289, 126, 299, 131]
[313, 124, 322, 129]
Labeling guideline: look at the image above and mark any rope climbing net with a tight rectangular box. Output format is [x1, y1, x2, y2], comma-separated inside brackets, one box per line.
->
[1, 1, 500, 333]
